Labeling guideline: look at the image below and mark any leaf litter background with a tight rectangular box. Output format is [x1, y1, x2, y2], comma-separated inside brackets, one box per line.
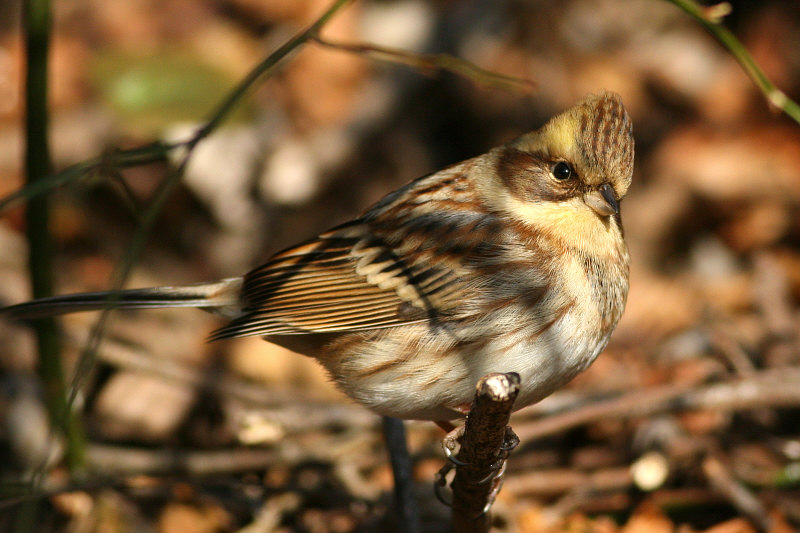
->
[1, 0, 800, 531]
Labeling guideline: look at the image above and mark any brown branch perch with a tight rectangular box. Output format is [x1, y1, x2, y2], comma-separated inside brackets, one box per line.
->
[450, 372, 520, 533]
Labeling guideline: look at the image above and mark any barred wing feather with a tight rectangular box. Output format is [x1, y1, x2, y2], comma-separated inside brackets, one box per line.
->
[209, 222, 467, 339]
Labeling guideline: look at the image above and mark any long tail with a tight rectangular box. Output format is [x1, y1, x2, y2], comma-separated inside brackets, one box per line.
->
[0, 278, 243, 321]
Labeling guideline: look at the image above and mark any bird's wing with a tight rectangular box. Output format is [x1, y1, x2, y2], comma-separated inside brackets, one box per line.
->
[210, 170, 507, 339]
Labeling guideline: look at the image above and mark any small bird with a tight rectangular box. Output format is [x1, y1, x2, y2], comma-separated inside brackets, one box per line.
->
[2, 91, 633, 423]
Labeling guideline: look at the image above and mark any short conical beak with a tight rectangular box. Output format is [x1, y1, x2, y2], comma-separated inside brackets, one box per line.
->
[584, 183, 619, 216]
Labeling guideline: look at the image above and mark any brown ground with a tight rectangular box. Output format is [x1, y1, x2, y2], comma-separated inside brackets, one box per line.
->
[1, 0, 800, 531]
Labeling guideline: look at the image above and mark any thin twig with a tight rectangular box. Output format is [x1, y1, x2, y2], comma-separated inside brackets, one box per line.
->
[515, 367, 800, 442]
[85, 444, 280, 476]
[702, 454, 772, 531]
[666, 0, 800, 124]
[312, 36, 536, 94]
[503, 466, 633, 498]
[0, 141, 177, 213]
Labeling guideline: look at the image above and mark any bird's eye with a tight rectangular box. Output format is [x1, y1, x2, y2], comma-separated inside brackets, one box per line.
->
[552, 161, 573, 181]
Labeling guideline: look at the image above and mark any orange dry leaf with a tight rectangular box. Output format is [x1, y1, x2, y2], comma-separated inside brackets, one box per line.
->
[622, 504, 674, 533]
[158, 502, 231, 533]
[700, 518, 757, 533]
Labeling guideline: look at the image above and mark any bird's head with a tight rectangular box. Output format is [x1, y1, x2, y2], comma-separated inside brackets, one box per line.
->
[478, 91, 634, 251]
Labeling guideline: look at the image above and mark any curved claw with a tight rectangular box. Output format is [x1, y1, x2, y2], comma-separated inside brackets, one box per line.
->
[434, 463, 453, 507]
[501, 427, 520, 452]
[479, 460, 509, 514]
[435, 425, 519, 515]
[477, 457, 508, 485]
[443, 443, 469, 467]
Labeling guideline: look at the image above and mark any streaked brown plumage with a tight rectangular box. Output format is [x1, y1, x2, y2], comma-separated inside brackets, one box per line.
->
[2, 91, 634, 422]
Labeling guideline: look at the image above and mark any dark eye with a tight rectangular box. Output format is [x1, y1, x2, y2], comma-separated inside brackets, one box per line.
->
[552, 161, 573, 181]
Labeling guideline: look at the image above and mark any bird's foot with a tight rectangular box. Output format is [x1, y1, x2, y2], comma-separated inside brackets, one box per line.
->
[479, 427, 519, 513]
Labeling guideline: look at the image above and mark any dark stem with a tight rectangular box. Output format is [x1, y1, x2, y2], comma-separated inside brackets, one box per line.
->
[382, 417, 421, 533]
[23, 0, 86, 471]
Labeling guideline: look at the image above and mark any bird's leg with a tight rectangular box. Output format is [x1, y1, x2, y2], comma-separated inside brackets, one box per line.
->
[435, 420, 456, 433]
[434, 421, 464, 506]
[433, 402, 476, 506]
[441, 424, 467, 466]
[436, 403, 471, 466]
[434, 462, 453, 507]
[433, 409, 468, 507]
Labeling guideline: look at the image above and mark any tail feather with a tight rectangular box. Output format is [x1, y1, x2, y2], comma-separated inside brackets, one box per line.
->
[0, 278, 243, 321]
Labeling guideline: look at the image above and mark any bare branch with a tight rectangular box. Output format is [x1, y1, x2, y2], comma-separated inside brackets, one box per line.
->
[312, 36, 536, 95]
[703, 454, 772, 531]
[450, 372, 520, 533]
[515, 368, 800, 442]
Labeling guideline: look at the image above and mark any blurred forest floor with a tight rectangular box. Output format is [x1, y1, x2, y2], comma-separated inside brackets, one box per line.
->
[1, 0, 800, 531]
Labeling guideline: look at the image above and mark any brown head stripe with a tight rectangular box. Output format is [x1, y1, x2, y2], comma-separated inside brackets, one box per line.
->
[579, 93, 634, 191]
